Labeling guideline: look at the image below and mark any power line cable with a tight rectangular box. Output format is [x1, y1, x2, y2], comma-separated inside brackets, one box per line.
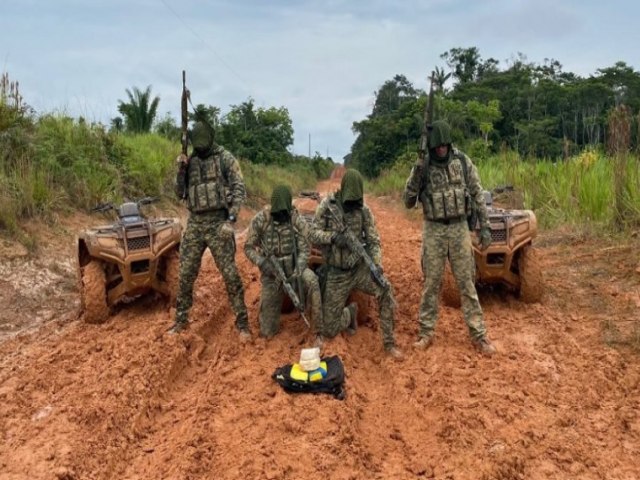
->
[159, 0, 250, 91]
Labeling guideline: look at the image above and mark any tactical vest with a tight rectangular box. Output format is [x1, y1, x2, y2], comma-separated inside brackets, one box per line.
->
[263, 213, 297, 277]
[322, 200, 365, 270]
[419, 151, 470, 221]
[186, 149, 229, 213]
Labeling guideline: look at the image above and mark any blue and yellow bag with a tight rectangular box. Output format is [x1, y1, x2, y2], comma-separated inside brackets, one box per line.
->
[272, 355, 345, 400]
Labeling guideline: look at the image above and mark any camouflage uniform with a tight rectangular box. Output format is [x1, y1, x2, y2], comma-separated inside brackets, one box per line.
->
[309, 170, 398, 351]
[244, 200, 321, 337]
[173, 122, 249, 332]
[403, 121, 492, 345]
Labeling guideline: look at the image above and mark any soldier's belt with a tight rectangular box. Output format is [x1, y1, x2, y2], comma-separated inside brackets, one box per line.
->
[427, 216, 466, 225]
[190, 208, 229, 221]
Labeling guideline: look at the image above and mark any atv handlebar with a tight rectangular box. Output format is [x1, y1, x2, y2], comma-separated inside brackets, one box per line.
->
[137, 197, 158, 206]
[91, 203, 115, 213]
[91, 197, 158, 213]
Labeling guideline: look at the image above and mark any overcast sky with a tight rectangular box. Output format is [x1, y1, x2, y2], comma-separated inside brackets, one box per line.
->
[2, 0, 638, 161]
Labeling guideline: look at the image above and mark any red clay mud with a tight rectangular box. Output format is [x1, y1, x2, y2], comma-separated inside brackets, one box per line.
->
[1, 175, 639, 479]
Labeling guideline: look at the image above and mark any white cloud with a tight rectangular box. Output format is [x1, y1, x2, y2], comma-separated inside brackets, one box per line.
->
[1, 0, 639, 160]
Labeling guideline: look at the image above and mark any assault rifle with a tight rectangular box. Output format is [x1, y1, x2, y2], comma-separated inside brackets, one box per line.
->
[181, 70, 189, 156]
[175, 71, 191, 201]
[418, 71, 436, 164]
[326, 207, 391, 291]
[261, 242, 311, 329]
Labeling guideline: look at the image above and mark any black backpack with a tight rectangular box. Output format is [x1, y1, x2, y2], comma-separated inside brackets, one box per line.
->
[272, 355, 346, 400]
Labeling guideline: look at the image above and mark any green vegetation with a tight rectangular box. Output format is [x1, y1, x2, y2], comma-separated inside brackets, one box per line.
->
[0, 74, 333, 239]
[370, 148, 640, 231]
[242, 156, 327, 207]
[351, 48, 640, 233]
[114, 85, 160, 134]
[347, 48, 640, 177]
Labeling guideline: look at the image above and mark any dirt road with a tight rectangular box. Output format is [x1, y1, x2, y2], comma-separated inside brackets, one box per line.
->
[1, 175, 639, 480]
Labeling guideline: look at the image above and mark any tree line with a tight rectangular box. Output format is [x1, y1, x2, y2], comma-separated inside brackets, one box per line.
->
[112, 87, 332, 176]
[347, 47, 640, 178]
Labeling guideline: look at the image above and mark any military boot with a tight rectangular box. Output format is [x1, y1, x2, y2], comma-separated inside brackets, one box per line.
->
[473, 336, 497, 356]
[238, 328, 252, 342]
[385, 345, 404, 362]
[413, 334, 434, 350]
[168, 320, 188, 334]
[346, 302, 358, 335]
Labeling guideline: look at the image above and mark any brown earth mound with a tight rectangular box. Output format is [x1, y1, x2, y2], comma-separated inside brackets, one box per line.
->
[1, 174, 639, 479]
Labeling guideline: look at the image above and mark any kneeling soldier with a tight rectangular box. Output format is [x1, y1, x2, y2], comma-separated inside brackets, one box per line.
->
[309, 169, 403, 360]
[244, 185, 322, 337]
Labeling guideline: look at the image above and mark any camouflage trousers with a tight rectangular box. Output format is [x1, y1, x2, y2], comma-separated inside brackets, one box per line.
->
[259, 267, 321, 337]
[175, 211, 249, 331]
[322, 260, 396, 349]
[418, 218, 486, 340]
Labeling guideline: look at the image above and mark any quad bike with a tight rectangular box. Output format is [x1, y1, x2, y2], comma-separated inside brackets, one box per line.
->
[77, 198, 182, 323]
[442, 187, 544, 307]
[292, 191, 373, 324]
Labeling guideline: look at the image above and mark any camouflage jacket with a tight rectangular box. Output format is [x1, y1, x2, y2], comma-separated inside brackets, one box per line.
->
[244, 206, 310, 277]
[176, 145, 246, 218]
[402, 148, 489, 227]
[309, 194, 382, 270]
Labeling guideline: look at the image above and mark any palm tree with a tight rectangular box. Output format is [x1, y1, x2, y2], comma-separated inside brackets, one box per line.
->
[433, 66, 452, 92]
[188, 103, 220, 128]
[117, 85, 160, 133]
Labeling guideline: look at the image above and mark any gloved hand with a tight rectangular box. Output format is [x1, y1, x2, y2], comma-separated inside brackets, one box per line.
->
[479, 227, 492, 251]
[220, 221, 235, 239]
[332, 232, 350, 248]
[175, 153, 189, 165]
[259, 258, 276, 277]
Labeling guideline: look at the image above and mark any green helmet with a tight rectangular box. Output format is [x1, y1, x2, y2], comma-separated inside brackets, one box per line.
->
[428, 120, 452, 149]
[270, 184, 293, 214]
[340, 169, 364, 202]
[189, 121, 214, 151]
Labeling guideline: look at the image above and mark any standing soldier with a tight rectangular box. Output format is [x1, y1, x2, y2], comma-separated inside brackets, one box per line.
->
[309, 169, 403, 360]
[244, 185, 322, 337]
[169, 121, 250, 338]
[403, 120, 496, 355]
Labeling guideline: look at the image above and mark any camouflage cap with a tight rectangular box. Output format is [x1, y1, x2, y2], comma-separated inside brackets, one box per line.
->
[340, 169, 364, 202]
[429, 120, 452, 149]
[189, 121, 214, 151]
[270, 184, 293, 213]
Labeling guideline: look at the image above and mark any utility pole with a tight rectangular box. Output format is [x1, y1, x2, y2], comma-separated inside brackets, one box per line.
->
[308, 133, 311, 158]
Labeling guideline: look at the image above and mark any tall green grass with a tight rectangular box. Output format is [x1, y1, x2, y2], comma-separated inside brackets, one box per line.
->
[241, 159, 321, 208]
[370, 148, 640, 232]
[0, 113, 330, 237]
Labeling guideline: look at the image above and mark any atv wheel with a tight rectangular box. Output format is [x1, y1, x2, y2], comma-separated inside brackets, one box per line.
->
[165, 248, 180, 307]
[518, 245, 543, 303]
[441, 263, 461, 308]
[80, 260, 109, 324]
